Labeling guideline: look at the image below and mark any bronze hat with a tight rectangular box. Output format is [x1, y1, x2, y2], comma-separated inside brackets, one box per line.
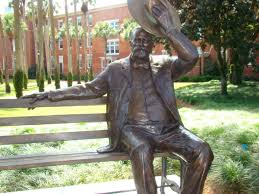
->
[127, 0, 181, 37]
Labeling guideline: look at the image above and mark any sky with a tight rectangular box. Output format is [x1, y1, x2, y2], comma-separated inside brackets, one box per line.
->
[0, 0, 127, 15]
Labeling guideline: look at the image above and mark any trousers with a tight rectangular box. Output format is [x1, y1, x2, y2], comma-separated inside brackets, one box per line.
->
[121, 124, 214, 194]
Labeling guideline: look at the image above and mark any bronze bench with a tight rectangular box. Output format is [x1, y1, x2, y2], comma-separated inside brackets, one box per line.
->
[0, 97, 186, 193]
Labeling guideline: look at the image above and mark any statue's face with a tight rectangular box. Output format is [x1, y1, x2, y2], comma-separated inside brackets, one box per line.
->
[130, 29, 154, 61]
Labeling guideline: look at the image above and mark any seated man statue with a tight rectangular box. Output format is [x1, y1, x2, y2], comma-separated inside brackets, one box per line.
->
[23, 2, 213, 194]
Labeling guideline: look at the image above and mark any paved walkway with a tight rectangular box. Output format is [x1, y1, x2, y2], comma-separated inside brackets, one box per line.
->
[4, 175, 179, 194]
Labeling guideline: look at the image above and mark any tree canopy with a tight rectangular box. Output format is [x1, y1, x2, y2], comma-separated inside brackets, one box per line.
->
[174, 0, 258, 94]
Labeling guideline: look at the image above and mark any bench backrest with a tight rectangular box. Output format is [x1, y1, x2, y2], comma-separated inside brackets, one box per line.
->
[0, 97, 109, 145]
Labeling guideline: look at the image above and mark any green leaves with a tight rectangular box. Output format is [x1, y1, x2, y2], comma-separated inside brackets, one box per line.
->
[93, 21, 119, 40]
[120, 18, 139, 41]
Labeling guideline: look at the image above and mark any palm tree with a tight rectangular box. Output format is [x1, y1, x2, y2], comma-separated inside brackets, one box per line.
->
[13, 0, 24, 98]
[27, 0, 39, 85]
[49, 0, 60, 89]
[0, 16, 11, 93]
[81, 1, 89, 81]
[37, 0, 45, 92]
[73, 0, 81, 84]
[20, 0, 28, 89]
[93, 22, 119, 70]
[81, 0, 95, 81]
[121, 18, 139, 40]
[42, 0, 52, 84]
[65, 0, 73, 87]
[2, 14, 14, 94]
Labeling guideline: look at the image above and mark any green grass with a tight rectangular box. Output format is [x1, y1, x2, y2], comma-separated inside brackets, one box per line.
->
[0, 80, 259, 193]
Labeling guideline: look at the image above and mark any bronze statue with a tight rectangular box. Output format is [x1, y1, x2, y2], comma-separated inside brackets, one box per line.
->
[23, 1, 213, 193]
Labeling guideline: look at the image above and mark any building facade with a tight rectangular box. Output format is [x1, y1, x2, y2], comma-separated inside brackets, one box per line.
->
[0, 3, 258, 79]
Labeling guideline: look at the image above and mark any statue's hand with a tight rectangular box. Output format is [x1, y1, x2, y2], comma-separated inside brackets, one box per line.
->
[20, 92, 49, 110]
[151, 3, 174, 33]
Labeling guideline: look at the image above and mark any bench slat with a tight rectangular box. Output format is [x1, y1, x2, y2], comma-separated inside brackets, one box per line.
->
[0, 130, 109, 145]
[0, 152, 169, 170]
[0, 97, 107, 108]
[0, 113, 107, 126]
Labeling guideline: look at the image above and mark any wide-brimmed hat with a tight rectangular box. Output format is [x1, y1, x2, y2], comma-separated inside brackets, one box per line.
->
[127, 0, 181, 37]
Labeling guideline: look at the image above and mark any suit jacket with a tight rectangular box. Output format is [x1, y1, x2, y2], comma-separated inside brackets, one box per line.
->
[48, 55, 196, 151]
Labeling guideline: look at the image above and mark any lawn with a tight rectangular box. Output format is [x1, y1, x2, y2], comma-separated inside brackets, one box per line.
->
[0, 80, 258, 193]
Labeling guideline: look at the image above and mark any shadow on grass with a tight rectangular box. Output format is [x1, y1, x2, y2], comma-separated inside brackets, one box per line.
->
[175, 80, 259, 112]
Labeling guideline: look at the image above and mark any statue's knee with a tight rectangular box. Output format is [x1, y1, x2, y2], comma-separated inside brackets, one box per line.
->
[199, 142, 214, 163]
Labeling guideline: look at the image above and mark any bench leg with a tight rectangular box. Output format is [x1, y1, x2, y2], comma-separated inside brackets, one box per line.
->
[160, 157, 167, 194]
[161, 155, 184, 194]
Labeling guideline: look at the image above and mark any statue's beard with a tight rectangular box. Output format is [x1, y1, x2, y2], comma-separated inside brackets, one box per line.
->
[132, 47, 150, 61]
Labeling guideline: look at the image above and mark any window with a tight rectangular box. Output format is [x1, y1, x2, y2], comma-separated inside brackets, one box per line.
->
[88, 15, 93, 26]
[58, 19, 63, 29]
[58, 38, 63, 50]
[107, 19, 119, 29]
[87, 32, 92, 47]
[77, 16, 82, 26]
[106, 39, 119, 55]
[58, 56, 64, 73]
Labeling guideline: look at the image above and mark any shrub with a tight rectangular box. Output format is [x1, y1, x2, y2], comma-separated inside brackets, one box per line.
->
[54, 69, 60, 89]
[13, 70, 24, 98]
[5, 82, 11, 93]
[237, 131, 258, 145]
[38, 70, 45, 92]
[23, 72, 28, 89]
[88, 67, 94, 81]
[211, 159, 250, 193]
[0, 69, 3, 84]
[67, 72, 73, 87]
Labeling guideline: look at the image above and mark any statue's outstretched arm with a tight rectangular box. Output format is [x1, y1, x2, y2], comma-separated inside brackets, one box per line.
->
[22, 66, 109, 108]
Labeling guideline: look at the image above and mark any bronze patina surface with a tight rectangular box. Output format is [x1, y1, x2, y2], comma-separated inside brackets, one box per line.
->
[23, 1, 214, 193]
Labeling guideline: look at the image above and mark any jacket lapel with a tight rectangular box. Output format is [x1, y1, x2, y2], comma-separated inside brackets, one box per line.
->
[120, 56, 132, 85]
[150, 56, 181, 122]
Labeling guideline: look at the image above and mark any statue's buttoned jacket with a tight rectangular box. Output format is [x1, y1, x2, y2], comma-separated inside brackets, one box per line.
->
[48, 55, 195, 151]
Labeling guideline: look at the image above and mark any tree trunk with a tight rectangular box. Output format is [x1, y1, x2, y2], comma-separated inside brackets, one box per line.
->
[21, 1, 28, 89]
[83, 12, 88, 82]
[74, 0, 81, 84]
[104, 39, 107, 69]
[87, 15, 92, 80]
[13, 0, 24, 98]
[30, 0, 39, 85]
[44, 18, 52, 84]
[0, 16, 10, 92]
[4, 38, 11, 93]
[49, 0, 60, 89]
[65, 0, 73, 87]
[220, 74, 228, 95]
[37, 0, 45, 92]
[0, 16, 4, 85]
[216, 45, 228, 95]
